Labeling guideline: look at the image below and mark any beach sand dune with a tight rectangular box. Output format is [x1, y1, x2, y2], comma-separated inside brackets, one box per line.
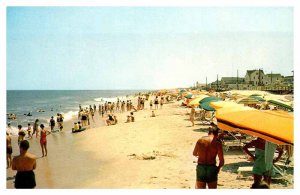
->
[6, 100, 293, 189]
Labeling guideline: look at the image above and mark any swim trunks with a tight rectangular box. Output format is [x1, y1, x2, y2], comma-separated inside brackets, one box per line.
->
[15, 170, 36, 189]
[196, 164, 218, 183]
[7, 146, 13, 154]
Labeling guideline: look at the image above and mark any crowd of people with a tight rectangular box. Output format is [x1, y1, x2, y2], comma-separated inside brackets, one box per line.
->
[6, 95, 169, 188]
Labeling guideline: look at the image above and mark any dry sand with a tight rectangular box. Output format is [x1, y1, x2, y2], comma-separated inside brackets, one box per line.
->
[6, 98, 293, 189]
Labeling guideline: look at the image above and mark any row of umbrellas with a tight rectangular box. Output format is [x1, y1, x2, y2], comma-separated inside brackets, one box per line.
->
[185, 94, 294, 145]
[186, 93, 293, 111]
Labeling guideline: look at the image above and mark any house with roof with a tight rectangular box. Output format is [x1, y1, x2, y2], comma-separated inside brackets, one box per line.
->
[220, 77, 245, 90]
[244, 69, 266, 86]
[264, 73, 283, 85]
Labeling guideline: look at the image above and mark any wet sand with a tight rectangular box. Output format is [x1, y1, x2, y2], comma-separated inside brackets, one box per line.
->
[6, 98, 294, 189]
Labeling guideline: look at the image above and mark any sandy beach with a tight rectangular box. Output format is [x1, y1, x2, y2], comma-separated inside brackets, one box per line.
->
[6, 96, 293, 189]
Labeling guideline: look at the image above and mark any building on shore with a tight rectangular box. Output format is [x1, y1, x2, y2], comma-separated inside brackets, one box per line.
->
[205, 69, 293, 93]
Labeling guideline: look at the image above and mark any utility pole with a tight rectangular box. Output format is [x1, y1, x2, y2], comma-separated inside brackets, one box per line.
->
[270, 71, 272, 84]
[258, 68, 261, 86]
[217, 74, 219, 91]
[206, 77, 207, 91]
[236, 70, 239, 90]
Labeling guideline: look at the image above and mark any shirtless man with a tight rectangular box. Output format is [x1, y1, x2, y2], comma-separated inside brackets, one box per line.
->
[12, 140, 36, 189]
[193, 128, 224, 189]
[7, 132, 13, 168]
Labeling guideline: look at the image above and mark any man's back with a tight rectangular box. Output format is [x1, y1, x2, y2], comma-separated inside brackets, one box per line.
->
[12, 153, 36, 172]
[194, 136, 220, 165]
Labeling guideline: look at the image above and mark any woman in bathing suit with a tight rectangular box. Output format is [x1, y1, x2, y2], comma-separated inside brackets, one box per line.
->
[39, 124, 50, 157]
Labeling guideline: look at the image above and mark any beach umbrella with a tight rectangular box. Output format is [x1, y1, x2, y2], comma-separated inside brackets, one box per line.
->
[250, 93, 261, 96]
[185, 94, 194, 99]
[267, 100, 293, 111]
[209, 101, 244, 110]
[199, 96, 222, 111]
[200, 101, 219, 111]
[236, 97, 260, 105]
[249, 95, 266, 102]
[216, 108, 294, 145]
[187, 95, 209, 107]
[199, 96, 222, 105]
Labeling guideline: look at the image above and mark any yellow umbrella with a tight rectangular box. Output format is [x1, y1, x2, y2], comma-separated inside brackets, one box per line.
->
[209, 101, 244, 110]
[216, 108, 294, 145]
[187, 95, 209, 107]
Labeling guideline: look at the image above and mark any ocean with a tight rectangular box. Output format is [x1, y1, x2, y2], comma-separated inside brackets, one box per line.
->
[6, 90, 149, 135]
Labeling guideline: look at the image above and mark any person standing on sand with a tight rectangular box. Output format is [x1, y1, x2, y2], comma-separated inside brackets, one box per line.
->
[12, 140, 36, 189]
[7, 132, 13, 168]
[32, 119, 39, 138]
[90, 108, 95, 122]
[190, 106, 196, 127]
[49, 116, 55, 132]
[193, 127, 224, 189]
[243, 137, 283, 186]
[154, 96, 159, 110]
[39, 124, 51, 157]
[150, 100, 153, 110]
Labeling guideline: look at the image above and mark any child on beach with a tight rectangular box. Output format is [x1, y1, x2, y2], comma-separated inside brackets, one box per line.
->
[106, 114, 115, 126]
[150, 100, 153, 110]
[130, 112, 135, 122]
[17, 125, 26, 145]
[73, 122, 80, 131]
[126, 115, 131, 123]
[151, 111, 156, 117]
[27, 123, 32, 138]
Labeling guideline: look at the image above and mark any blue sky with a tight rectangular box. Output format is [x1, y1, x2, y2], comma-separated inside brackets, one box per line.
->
[7, 7, 293, 90]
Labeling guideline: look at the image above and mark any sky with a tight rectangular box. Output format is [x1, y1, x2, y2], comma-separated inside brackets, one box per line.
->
[7, 7, 293, 90]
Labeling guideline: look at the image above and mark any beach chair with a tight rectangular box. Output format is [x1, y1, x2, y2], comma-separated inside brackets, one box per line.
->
[237, 166, 253, 179]
[198, 110, 215, 124]
[272, 150, 294, 184]
[222, 131, 247, 152]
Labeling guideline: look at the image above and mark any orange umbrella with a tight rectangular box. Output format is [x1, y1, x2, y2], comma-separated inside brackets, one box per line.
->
[216, 108, 294, 145]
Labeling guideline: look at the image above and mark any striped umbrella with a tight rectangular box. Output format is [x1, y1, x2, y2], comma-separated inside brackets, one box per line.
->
[249, 95, 266, 102]
[236, 97, 260, 105]
[267, 100, 293, 111]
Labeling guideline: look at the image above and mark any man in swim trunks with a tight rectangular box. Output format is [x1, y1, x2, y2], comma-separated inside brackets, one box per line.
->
[12, 140, 36, 189]
[7, 132, 13, 168]
[193, 127, 224, 189]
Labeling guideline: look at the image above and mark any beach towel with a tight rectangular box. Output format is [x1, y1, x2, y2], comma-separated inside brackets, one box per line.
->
[265, 141, 276, 171]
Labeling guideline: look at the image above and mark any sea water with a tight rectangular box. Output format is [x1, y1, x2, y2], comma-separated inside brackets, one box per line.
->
[6, 90, 148, 134]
